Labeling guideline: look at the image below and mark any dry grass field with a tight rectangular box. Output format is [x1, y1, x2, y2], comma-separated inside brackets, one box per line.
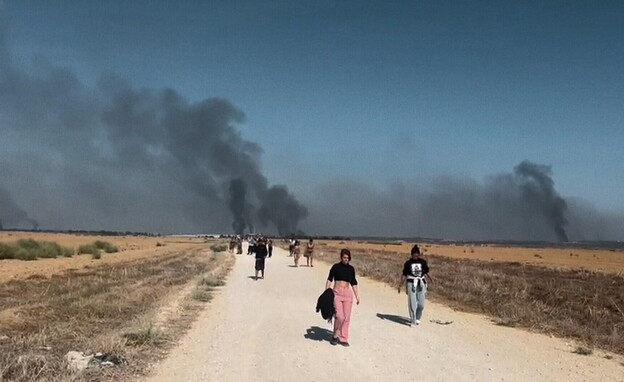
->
[0, 232, 234, 381]
[314, 239, 624, 355]
[0, 232, 208, 281]
[318, 240, 624, 274]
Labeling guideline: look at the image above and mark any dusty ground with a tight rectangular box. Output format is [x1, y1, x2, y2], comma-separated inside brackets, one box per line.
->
[317, 240, 624, 274]
[143, 246, 624, 382]
[0, 231, 206, 281]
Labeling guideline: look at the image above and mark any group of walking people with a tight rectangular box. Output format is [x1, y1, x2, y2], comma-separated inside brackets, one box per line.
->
[241, 236, 432, 347]
[289, 238, 315, 267]
[323, 244, 432, 347]
[230, 235, 274, 280]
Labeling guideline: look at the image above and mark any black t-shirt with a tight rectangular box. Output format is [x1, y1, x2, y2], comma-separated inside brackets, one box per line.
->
[402, 258, 429, 278]
[327, 262, 358, 285]
[255, 244, 268, 259]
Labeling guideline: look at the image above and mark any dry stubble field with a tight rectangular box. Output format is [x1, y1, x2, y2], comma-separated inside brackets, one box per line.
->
[0, 232, 234, 382]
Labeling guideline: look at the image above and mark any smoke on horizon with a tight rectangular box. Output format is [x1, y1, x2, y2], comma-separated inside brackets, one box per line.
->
[301, 161, 624, 242]
[0, 186, 39, 230]
[0, 14, 307, 235]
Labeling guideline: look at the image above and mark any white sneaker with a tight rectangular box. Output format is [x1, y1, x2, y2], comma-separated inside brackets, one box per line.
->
[415, 320, 421, 325]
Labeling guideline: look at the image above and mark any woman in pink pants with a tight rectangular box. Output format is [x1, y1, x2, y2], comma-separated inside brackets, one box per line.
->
[325, 249, 360, 347]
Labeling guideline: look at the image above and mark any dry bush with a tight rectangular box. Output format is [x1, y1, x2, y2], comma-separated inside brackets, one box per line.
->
[191, 289, 214, 303]
[93, 241, 119, 253]
[210, 243, 228, 253]
[573, 346, 594, 355]
[0, 247, 233, 381]
[77, 243, 99, 256]
[123, 326, 167, 347]
[316, 248, 624, 355]
[77, 241, 119, 259]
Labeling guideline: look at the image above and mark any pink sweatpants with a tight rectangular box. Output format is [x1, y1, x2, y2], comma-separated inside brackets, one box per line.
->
[333, 287, 354, 343]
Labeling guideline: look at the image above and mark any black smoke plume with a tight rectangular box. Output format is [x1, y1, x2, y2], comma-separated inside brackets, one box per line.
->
[513, 161, 569, 242]
[258, 185, 309, 236]
[0, 13, 306, 234]
[229, 178, 249, 234]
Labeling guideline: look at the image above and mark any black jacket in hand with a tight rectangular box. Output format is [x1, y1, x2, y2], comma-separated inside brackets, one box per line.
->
[316, 288, 335, 322]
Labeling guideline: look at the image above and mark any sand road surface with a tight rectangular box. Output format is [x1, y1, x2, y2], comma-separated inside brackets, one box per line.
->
[144, 247, 623, 382]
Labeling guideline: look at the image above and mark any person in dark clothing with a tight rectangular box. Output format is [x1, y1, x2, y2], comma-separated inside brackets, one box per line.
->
[254, 239, 268, 280]
[267, 239, 273, 258]
[398, 244, 433, 326]
[325, 249, 360, 346]
[236, 237, 243, 254]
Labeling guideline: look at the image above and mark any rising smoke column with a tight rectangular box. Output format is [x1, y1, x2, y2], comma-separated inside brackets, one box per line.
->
[258, 185, 309, 236]
[229, 178, 248, 234]
[0, 186, 38, 229]
[513, 160, 569, 242]
[0, 11, 307, 234]
[228, 178, 308, 236]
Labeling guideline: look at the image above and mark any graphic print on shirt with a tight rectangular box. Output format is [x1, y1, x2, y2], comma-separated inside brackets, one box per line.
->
[410, 263, 423, 278]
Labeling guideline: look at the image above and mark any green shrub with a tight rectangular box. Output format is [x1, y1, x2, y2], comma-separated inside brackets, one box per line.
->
[78, 241, 119, 257]
[0, 243, 16, 259]
[62, 247, 75, 257]
[38, 241, 65, 258]
[0, 240, 74, 260]
[16, 239, 40, 250]
[78, 244, 99, 255]
[93, 240, 119, 253]
[14, 247, 37, 261]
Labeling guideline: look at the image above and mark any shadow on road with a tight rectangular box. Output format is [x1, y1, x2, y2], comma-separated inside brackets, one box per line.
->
[376, 313, 410, 326]
[303, 326, 334, 342]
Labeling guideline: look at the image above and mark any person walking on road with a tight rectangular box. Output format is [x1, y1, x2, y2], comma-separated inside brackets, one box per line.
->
[247, 236, 256, 255]
[288, 238, 295, 257]
[325, 248, 360, 346]
[236, 237, 243, 254]
[305, 238, 315, 267]
[254, 238, 268, 280]
[268, 239, 273, 258]
[292, 240, 302, 267]
[398, 244, 433, 326]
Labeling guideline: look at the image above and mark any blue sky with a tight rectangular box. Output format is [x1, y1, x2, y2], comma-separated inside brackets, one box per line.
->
[1, 1, 622, 238]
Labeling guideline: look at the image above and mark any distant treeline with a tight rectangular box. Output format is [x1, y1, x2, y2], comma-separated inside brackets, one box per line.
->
[5, 229, 621, 250]
[296, 236, 624, 251]
[0, 228, 161, 237]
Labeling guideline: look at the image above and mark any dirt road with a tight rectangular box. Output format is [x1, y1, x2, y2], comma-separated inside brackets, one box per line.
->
[144, 247, 623, 382]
